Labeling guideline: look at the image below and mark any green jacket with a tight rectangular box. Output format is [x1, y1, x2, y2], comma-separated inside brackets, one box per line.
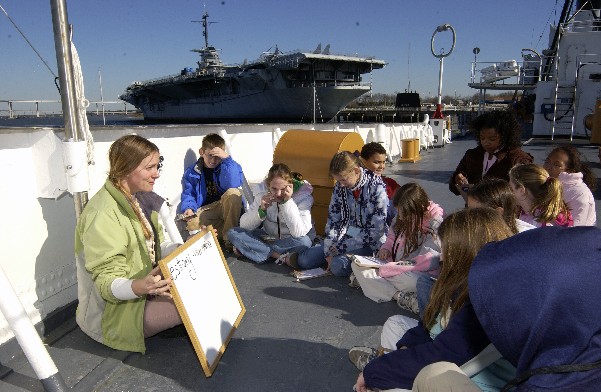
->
[75, 180, 163, 353]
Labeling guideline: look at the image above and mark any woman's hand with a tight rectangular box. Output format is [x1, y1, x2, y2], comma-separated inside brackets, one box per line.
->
[325, 256, 333, 271]
[454, 173, 468, 186]
[354, 372, 368, 392]
[377, 248, 391, 260]
[260, 193, 275, 211]
[132, 266, 173, 298]
[279, 184, 293, 203]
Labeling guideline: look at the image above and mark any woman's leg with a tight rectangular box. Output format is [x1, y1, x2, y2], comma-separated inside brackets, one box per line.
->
[227, 227, 271, 263]
[270, 235, 312, 257]
[412, 362, 480, 392]
[330, 247, 373, 277]
[143, 296, 182, 338]
[380, 314, 419, 351]
[416, 273, 435, 317]
[296, 245, 327, 270]
[350, 263, 398, 302]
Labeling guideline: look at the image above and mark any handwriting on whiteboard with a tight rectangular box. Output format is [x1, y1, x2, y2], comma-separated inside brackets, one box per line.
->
[169, 239, 213, 281]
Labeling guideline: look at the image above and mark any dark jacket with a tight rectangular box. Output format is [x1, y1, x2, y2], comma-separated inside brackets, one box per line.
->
[362, 302, 490, 390]
[449, 145, 533, 195]
[469, 226, 601, 391]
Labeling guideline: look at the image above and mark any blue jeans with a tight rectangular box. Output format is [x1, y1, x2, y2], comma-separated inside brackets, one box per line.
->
[227, 227, 312, 264]
[297, 245, 373, 277]
[416, 272, 436, 317]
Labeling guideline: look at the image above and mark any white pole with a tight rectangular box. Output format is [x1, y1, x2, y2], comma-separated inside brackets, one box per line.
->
[98, 68, 106, 126]
[437, 57, 444, 105]
[0, 265, 67, 391]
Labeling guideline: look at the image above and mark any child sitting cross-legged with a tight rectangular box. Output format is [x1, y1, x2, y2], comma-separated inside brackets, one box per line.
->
[350, 182, 443, 315]
[227, 163, 314, 264]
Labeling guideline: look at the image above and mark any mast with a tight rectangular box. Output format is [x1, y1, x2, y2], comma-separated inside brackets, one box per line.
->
[541, 0, 574, 80]
[202, 11, 209, 48]
[50, 0, 88, 217]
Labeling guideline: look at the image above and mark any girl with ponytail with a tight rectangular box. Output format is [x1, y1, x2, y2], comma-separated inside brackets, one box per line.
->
[509, 164, 573, 227]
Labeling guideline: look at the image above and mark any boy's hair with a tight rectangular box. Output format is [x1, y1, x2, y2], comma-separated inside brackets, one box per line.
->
[392, 183, 431, 258]
[266, 163, 303, 185]
[509, 163, 569, 225]
[423, 208, 513, 329]
[201, 133, 226, 151]
[329, 151, 362, 176]
[549, 144, 596, 191]
[468, 178, 519, 234]
[470, 110, 522, 150]
[360, 142, 387, 160]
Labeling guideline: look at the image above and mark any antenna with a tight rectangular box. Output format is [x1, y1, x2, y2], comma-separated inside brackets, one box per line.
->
[407, 42, 411, 91]
[192, 10, 217, 48]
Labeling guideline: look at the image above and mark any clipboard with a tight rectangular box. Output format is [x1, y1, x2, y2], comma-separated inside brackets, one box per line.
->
[291, 267, 331, 281]
[350, 254, 387, 268]
[158, 226, 245, 377]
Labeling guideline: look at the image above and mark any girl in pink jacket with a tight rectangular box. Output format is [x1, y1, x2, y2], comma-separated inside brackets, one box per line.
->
[350, 182, 443, 314]
[544, 145, 596, 226]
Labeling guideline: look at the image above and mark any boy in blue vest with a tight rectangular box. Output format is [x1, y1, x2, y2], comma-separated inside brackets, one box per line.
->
[181, 133, 243, 248]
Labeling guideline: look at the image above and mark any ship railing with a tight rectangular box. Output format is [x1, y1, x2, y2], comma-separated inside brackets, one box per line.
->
[0, 100, 136, 119]
[469, 57, 543, 86]
[574, 53, 601, 77]
[560, 11, 601, 33]
[287, 81, 371, 88]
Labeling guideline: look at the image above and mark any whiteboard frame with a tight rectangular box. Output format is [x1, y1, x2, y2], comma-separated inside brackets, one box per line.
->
[159, 226, 245, 377]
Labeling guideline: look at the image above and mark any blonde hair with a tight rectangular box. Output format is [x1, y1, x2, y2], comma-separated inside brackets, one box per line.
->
[509, 163, 568, 225]
[392, 183, 431, 258]
[108, 134, 159, 239]
[329, 151, 361, 176]
[423, 208, 513, 329]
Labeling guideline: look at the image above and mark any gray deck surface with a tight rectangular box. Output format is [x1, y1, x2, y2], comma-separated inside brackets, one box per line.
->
[2, 135, 600, 392]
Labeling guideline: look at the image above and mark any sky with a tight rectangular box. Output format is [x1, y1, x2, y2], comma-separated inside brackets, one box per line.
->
[1, 0, 564, 105]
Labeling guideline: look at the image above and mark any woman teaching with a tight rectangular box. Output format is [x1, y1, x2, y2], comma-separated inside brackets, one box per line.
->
[75, 135, 182, 353]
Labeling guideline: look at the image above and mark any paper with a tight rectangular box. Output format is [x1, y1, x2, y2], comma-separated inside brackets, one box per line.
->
[292, 267, 331, 281]
[351, 255, 387, 268]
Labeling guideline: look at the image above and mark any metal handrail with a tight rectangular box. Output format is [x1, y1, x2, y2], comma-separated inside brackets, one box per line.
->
[0, 100, 135, 119]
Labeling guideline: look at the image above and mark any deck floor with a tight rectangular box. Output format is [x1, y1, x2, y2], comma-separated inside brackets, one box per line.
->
[1, 135, 600, 392]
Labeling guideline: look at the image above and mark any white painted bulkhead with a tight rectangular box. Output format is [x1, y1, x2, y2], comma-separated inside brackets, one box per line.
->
[0, 121, 430, 350]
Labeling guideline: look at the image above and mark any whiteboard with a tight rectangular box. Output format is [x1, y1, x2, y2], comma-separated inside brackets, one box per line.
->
[159, 227, 245, 377]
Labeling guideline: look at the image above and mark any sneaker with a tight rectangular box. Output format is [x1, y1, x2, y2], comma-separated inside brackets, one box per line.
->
[396, 290, 420, 315]
[232, 246, 242, 257]
[348, 346, 378, 371]
[348, 273, 360, 288]
[223, 241, 235, 253]
[274, 252, 289, 265]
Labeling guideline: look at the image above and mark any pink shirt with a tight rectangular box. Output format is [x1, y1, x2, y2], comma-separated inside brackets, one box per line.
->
[558, 171, 596, 226]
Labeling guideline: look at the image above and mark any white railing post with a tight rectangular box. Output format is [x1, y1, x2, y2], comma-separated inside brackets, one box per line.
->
[0, 265, 68, 391]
